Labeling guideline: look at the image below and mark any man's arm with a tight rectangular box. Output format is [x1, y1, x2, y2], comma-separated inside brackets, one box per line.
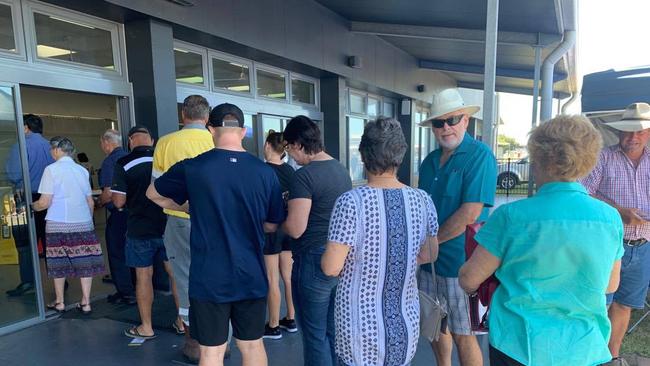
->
[112, 193, 126, 209]
[264, 222, 278, 233]
[436, 202, 484, 244]
[283, 198, 311, 239]
[146, 183, 189, 213]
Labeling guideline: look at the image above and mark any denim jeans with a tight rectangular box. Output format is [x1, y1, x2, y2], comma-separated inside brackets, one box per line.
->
[292, 250, 338, 366]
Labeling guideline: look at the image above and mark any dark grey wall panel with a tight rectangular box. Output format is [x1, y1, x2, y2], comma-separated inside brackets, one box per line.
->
[125, 19, 178, 139]
[284, 0, 325, 69]
[106, 0, 456, 101]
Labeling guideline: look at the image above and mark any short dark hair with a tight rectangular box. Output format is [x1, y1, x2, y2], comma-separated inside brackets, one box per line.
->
[23, 114, 43, 134]
[182, 95, 210, 121]
[359, 117, 407, 175]
[77, 152, 89, 163]
[283, 115, 323, 155]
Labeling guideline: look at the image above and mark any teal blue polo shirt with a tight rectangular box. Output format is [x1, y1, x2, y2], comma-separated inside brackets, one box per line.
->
[475, 182, 624, 365]
[418, 133, 497, 277]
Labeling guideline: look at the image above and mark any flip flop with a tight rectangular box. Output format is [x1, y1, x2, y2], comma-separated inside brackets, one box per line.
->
[46, 302, 66, 313]
[172, 321, 186, 335]
[124, 326, 157, 340]
[76, 303, 92, 315]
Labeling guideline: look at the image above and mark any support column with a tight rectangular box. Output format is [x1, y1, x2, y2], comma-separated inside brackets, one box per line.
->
[481, 0, 499, 151]
[397, 100, 414, 186]
[528, 42, 542, 197]
[125, 19, 178, 139]
[320, 76, 347, 162]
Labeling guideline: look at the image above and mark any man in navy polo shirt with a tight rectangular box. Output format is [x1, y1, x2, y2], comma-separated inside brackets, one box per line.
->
[147, 103, 285, 366]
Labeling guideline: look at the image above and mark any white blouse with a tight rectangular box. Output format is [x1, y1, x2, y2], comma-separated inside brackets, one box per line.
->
[38, 156, 93, 223]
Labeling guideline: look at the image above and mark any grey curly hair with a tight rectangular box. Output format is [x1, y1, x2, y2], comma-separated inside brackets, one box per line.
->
[359, 117, 408, 175]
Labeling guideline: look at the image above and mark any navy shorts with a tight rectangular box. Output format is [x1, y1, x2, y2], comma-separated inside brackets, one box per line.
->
[125, 237, 168, 268]
[607, 242, 650, 309]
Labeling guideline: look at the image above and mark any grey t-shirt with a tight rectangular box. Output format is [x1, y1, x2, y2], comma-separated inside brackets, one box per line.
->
[289, 159, 352, 255]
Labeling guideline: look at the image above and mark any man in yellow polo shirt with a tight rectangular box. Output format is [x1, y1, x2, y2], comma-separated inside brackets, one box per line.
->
[152, 95, 214, 363]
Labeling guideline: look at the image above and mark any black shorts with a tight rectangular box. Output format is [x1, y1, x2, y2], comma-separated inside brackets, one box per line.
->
[189, 297, 266, 346]
[263, 229, 292, 255]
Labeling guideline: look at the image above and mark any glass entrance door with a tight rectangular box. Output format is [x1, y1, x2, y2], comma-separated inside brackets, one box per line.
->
[258, 114, 288, 160]
[0, 83, 43, 333]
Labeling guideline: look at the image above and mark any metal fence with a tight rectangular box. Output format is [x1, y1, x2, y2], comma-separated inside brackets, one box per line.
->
[496, 158, 531, 196]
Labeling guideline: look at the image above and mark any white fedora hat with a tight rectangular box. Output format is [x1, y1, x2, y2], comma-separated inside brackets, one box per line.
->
[605, 102, 650, 132]
[419, 88, 480, 127]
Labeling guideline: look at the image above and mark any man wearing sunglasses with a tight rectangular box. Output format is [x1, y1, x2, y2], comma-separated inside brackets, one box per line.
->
[417, 88, 497, 366]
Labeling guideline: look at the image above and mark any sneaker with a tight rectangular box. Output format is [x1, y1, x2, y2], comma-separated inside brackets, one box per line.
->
[107, 292, 122, 304]
[263, 324, 282, 340]
[279, 317, 297, 333]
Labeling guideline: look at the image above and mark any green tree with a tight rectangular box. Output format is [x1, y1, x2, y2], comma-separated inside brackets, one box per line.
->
[497, 134, 522, 150]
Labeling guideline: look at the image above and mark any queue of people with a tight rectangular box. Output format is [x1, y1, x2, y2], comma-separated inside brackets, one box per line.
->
[7, 90, 648, 366]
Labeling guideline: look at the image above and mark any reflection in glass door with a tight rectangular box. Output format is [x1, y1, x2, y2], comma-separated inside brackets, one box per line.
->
[258, 114, 286, 159]
[0, 84, 42, 330]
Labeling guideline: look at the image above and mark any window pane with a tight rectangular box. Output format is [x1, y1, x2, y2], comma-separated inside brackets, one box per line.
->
[348, 117, 365, 182]
[349, 93, 365, 114]
[262, 116, 282, 136]
[33, 12, 115, 69]
[0, 4, 15, 51]
[292, 78, 315, 105]
[383, 102, 394, 118]
[174, 48, 203, 85]
[257, 69, 286, 99]
[212, 58, 250, 93]
[243, 114, 257, 156]
[367, 97, 379, 116]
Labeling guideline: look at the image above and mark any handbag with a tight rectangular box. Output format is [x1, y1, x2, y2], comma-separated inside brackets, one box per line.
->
[419, 234, 448, 342]
[465, 222, 500, 332]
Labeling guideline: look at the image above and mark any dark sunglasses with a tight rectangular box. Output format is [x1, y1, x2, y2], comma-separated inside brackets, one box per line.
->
[431, 115, 464, 129]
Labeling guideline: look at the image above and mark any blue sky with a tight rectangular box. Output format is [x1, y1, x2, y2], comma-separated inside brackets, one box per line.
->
[498, 0, 650, 146]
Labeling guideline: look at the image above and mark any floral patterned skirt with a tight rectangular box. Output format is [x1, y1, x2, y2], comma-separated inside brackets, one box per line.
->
[45, 221, 106, 279]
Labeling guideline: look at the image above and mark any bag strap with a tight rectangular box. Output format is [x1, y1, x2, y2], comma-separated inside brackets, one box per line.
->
[419, 189, 438, 291]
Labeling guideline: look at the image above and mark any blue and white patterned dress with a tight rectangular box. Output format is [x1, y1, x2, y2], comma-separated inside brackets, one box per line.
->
[328, 185, 438, 366]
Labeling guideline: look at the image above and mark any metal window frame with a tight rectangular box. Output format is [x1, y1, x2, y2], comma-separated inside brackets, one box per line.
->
[289, 72, 319, 108]
[208, 49, 254, 97]
[23, 0, 125, 77]
[173, 39, 208, 89]
[382, 98, 397, 118]
[255, 63, 289, 103]
[367, 94, 382, 117]
[345, 115, 367, 184]
[0, 0, 26, 60]
[347, 89, 367, 116]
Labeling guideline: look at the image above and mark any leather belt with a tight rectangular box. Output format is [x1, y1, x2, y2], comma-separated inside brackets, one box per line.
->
[623, 238, 647, 246]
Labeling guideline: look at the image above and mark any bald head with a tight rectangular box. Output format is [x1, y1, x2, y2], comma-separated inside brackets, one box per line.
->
[128, 131, 153, 149]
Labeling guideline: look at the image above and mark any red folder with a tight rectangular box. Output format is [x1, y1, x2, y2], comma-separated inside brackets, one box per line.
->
[465, 222, 499, 332]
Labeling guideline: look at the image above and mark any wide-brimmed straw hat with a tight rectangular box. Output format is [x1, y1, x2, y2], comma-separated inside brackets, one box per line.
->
[605, 102, 650, 132]
[419, 88, 480, 127]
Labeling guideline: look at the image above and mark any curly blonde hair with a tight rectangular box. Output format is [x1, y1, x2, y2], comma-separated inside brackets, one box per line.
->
[527, 115, 602, 181]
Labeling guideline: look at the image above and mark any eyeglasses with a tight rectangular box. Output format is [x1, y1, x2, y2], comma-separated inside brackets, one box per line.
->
[431, 115, 464, 129]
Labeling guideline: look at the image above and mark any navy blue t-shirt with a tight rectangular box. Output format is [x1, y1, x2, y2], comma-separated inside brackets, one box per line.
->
[154, 149, 286, 303]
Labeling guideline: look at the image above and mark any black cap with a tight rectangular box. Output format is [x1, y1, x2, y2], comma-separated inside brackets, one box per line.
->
[128, 125, 150, 137]
[208, 103, 245, 128]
